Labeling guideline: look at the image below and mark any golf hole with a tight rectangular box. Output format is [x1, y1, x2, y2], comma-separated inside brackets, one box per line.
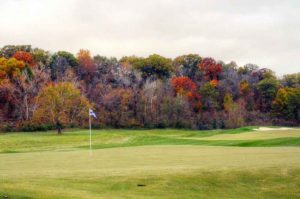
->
[137, 184, 146, 187]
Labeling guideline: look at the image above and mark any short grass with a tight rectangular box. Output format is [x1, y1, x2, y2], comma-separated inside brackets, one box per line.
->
[192, 130, 300, 140]
[1, 127, 300, 153]
[1, 127, 300, 198]
[2, 168, 300, 199]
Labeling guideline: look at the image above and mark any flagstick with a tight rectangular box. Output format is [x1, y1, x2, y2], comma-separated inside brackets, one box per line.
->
[89, 112, 92, 156]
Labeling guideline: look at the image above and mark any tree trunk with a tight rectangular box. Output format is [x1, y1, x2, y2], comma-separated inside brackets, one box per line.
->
[56, 121, 62, 135]
[24, 93, 29, 120]
[57, 127, 62, 135]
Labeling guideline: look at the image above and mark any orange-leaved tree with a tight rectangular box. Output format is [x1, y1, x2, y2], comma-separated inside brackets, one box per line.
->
[13, 51, 34, 66]
[77, 49, 95, 73]
[171, 76, 197, 95]
[171, 76, 201, 112]
[209, 79, 218, 87]
[33, 82, 91, 134]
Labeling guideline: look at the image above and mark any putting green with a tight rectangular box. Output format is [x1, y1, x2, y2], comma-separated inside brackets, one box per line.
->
[1, 146, 300, 179]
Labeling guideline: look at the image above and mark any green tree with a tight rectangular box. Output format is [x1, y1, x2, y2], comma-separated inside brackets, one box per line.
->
[133, 54, 172, 80]
[272, 88, 289, 117]
[0, 45, 32, 58]
[173, 54, 202, 81]
[287, 88, 300, 122]
[50, 51, 78, 81]
[200, 82, 219, 111]
[281, 73, 300, 88]
[273, 87, 300, 122]
[120, 55, 143, 69]
[257, 77, 279, 112]
[56, 51, 78, 67]
[32, 48, 51, 69]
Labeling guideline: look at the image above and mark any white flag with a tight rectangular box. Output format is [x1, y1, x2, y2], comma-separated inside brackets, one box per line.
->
[89, 109, 97, 118]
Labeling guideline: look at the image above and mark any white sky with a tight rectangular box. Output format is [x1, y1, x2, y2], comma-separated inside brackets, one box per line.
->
[0, 0, 299, 75]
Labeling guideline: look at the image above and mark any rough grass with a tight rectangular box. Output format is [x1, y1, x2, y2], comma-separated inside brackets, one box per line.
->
[1, 127, 300, 198]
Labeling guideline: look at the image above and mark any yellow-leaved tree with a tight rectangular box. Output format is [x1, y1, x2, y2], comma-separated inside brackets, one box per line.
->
[223, 93, 245, 128]
[33, 82, 91, 134]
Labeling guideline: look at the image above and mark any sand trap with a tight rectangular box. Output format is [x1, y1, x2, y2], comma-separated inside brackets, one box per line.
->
[254, 127, 293, 131]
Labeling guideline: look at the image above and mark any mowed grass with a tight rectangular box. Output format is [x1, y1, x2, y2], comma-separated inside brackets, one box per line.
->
[193, 130, 300, 140]
[1, 126, 300, 153]
[1, 127, 300, 198]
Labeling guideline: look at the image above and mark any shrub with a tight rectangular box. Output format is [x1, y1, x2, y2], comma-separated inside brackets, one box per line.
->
[20, 121, 53, 132]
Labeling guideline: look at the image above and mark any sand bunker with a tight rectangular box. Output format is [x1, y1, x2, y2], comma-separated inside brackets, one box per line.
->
[254, 127, 293, 131]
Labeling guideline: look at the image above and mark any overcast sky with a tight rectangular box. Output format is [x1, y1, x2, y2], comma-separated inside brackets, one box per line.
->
[0, 0, 299, 75]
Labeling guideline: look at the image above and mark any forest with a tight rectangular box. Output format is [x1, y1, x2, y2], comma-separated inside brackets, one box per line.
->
[0, 45, 299, 132]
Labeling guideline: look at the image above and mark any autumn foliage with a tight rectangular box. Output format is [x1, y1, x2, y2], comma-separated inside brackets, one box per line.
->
[33, 82, 91, 134]
[239, 80, 251, 96]
[0, 45, 299, 132]
[13, 51, 34, 66]
[199, 57, 222, 81]
[77, 49, 95, 73]
[209, 79, 218, 87]
[171, 76, 201, 111]
[171, 76, 197, 95]
[0, 57, 25, 79]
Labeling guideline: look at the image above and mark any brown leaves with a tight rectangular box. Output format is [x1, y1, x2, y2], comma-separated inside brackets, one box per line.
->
[77, 49, 95, 73]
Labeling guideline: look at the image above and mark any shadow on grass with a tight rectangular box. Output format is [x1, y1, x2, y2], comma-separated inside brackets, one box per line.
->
[79, 136, 300, 150]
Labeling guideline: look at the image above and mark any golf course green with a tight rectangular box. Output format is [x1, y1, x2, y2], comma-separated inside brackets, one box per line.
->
[1, 127, 300, 198]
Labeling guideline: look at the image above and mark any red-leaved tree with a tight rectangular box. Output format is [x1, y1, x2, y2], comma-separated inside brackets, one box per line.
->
[199, 57, 222, 81]
[171, 76, 197, 95]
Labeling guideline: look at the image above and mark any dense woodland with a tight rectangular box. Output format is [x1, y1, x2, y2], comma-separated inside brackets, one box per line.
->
[0, 45, 299, 133]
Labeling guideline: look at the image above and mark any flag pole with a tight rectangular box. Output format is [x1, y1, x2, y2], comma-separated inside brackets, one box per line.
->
[89, 110, 92, 156]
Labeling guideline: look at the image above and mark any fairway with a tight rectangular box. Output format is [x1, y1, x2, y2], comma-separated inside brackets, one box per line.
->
[1, 127, 300, 198]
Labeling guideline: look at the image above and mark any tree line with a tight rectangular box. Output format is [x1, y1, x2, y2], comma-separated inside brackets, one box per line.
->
[0, 45, 299, 133]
